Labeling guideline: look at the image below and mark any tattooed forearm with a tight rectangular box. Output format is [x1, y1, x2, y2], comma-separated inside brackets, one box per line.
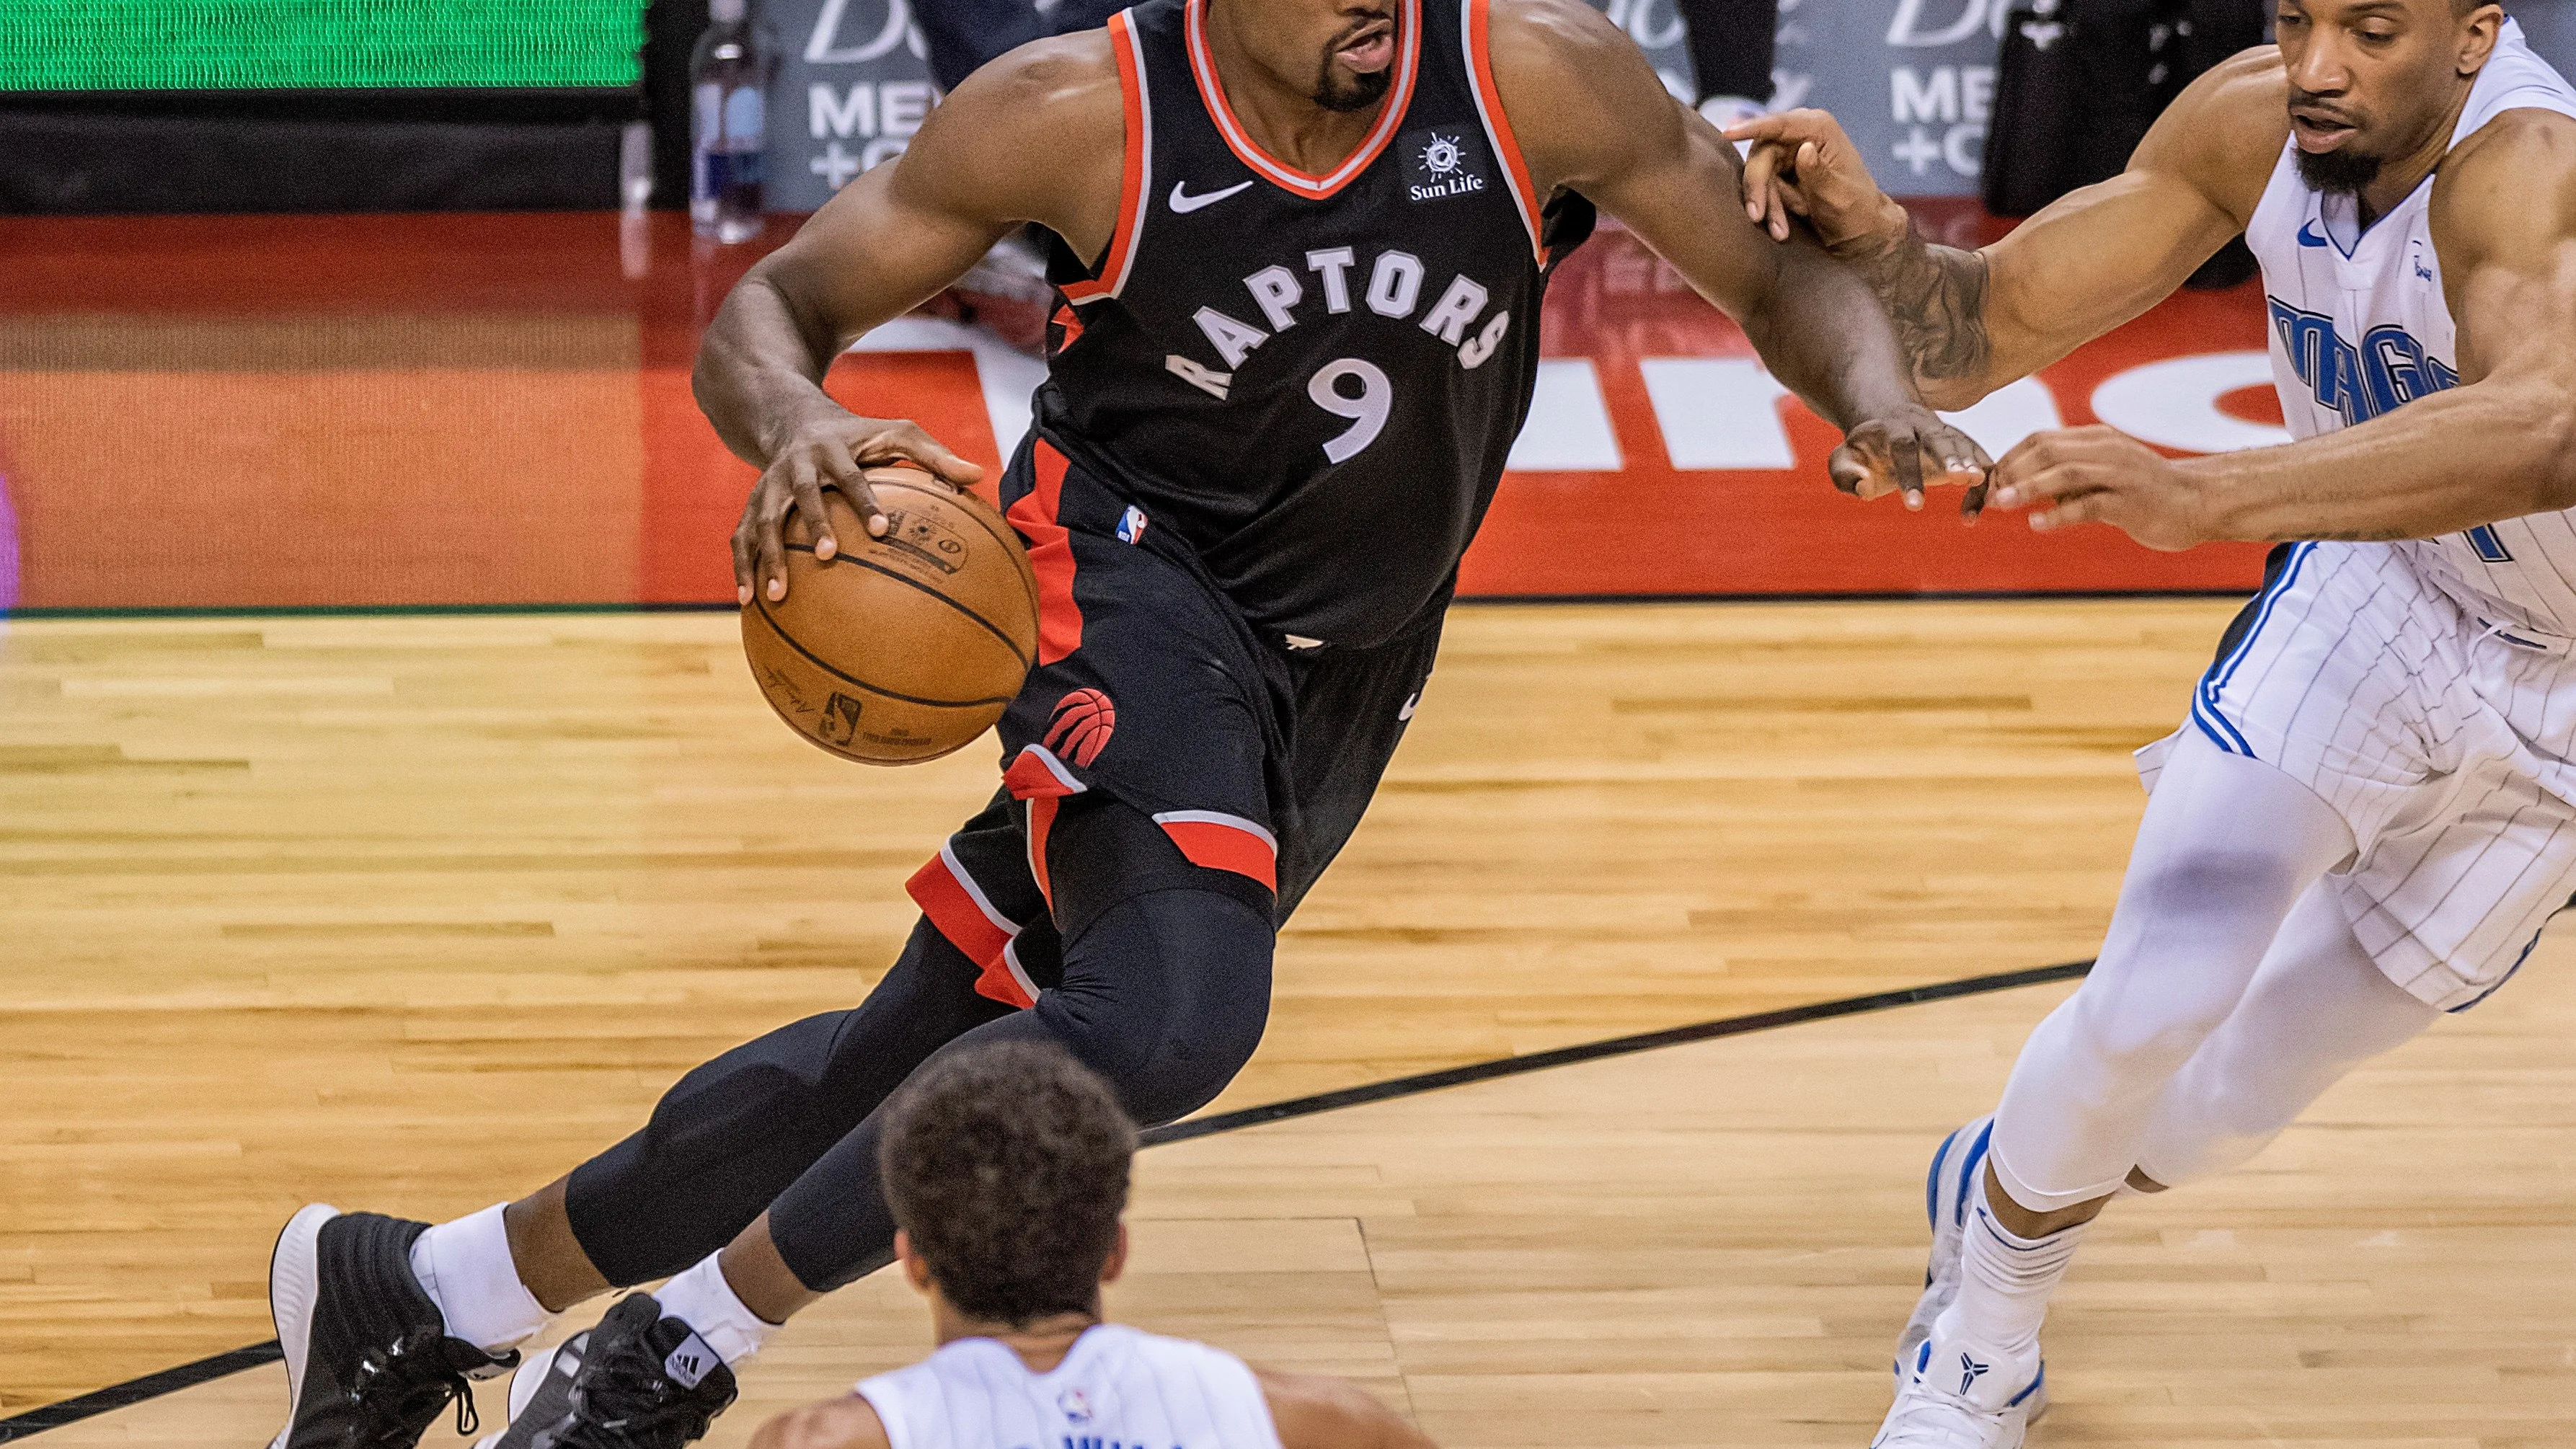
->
[1833, 218, 1993, 391]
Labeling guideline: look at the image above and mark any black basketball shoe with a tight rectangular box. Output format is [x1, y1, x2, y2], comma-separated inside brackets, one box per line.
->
[472, 1328, 588, 1449]
[487, 1293, 736, 1448]
[267, 1204, 521, 1448]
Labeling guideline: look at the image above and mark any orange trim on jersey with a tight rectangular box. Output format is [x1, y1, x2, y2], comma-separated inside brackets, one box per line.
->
[1183, 0, 1420, 200]
[905, 852, 1034, 1009]
[1005, 440, 1083, 665]
[1061, 10, 1153, 307]
[1463, 0, 1544, 265]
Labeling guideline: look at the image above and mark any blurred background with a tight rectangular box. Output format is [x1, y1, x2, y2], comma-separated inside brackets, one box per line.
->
[12, 0, 2569, 616]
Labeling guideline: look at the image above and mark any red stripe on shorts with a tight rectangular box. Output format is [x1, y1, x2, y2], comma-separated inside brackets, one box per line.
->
[1154, 813, 1278, 892]
[904, 852, 1032, 1008]
[1006, 440, 1083, 665]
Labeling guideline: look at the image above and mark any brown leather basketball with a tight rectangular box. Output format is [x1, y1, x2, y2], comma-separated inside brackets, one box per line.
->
[742, 469, 1039, 766]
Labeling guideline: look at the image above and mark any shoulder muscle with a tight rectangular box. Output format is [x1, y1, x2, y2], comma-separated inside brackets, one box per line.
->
[2433, 107, 2576, 276]
[747, 1394, 891, 1449]
[1482, 0, 1688, 197]
[886, 30, 1128, 247]
[1260, 1368, 1435, 1449]
[2130, 45, 2290, 223]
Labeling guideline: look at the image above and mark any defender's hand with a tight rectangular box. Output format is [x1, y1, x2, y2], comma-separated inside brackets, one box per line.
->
[1988, 425, 2212, 551]
[732, 408, 985, 603]
[1724, 110, 1912, 254]
[1829, 404, 1993, 514]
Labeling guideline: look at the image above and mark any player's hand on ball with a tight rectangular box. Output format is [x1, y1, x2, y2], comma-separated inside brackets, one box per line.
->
[1987, 425, 2211, 551]
[732, 407, 986, 604]
[1829, 405, 1993, 515]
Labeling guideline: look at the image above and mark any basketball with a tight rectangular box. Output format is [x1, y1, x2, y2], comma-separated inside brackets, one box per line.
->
[740, 468, 1039, 766]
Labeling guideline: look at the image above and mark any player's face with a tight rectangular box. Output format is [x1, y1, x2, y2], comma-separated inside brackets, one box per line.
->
[1242, 0, 1400, 112]
[2274, 0, 2498, 193]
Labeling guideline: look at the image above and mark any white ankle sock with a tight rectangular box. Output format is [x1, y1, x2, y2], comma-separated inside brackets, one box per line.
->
[1949, 1183, 2086, 1352]
[654, 1255, 781, 1368]
[409, 1204, 556, 1352]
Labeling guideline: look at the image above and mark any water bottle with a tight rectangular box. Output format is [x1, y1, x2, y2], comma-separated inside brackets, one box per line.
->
[691, 0, 776, 244]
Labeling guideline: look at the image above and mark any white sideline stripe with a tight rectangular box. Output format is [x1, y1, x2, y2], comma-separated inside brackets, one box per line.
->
[1150, 809, 1280, 852]
[1505, 359, 1621, 471]
[1640, 357, 1792, 470]
[2091, 351, 2290, 453]
[1937, 376, 2064, 459]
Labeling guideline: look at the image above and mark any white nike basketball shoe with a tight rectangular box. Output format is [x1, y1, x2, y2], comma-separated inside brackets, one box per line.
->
[1873, 1311, 2045, 1449]
[1895, 1116, 1993, 1378]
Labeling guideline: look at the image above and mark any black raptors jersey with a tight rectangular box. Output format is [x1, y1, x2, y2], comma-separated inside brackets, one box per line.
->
[1035, 0, 1590, 649]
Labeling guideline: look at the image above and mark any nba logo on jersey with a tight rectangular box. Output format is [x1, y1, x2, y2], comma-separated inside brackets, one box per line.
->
[1116, 506, 1148, 544]
[1057, 1387, 1093, 1424]
[1400, 128, 1489, 203]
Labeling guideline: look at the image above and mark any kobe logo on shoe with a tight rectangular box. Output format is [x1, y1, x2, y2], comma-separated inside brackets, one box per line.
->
[1956, 1352, 1990, 1396]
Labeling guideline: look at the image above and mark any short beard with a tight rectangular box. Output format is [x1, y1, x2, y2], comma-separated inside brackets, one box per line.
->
[1311, 56, 1393, 112]
[2295, 145, 2384, 195]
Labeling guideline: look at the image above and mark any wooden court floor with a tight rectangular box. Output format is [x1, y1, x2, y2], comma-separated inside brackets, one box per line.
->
[7, 598, 2573, 1443]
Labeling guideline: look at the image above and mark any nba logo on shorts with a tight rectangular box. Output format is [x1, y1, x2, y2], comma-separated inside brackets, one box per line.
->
[1117, 505, 1148, 544]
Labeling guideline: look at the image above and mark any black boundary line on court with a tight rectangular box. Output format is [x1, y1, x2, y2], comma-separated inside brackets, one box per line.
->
[0, 588, 2249, 623]
[0, 957, 2090, 1440]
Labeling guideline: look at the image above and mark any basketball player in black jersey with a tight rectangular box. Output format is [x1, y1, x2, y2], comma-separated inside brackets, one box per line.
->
[260, 4, 1986, 1446]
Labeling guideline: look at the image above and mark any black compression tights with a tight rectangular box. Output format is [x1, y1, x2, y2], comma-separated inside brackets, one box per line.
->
[561, 799, 1275, 1292]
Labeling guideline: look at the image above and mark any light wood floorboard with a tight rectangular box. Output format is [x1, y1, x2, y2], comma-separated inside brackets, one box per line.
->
[29, 965, 2576, 1446]
[0, 596, 2355, 1417]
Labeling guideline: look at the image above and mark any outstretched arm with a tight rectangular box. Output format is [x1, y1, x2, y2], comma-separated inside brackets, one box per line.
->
[1993, 110, 2576, 546]
[694, 32, 1123, 600]
[1727, 51, 2283, 409]
[1487, 0, 1988, 505]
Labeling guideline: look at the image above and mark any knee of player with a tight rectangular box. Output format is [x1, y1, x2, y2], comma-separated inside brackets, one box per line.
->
[1044, 889, 1274, 1123]
[2065, 980, 2235, 1075]
[645, 1014, 844, 1143]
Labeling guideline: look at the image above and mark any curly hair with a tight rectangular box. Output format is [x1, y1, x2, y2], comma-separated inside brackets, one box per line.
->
[878, 1040, 1138, 1326]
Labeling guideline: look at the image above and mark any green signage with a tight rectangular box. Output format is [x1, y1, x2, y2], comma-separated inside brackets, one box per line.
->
[0, 1, 651, 91]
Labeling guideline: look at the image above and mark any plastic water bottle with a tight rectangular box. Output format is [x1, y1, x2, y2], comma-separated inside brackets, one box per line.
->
[691, 0, 776, 243]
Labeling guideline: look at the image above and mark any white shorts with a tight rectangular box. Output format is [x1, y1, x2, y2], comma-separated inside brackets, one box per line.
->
[2140, 541, 2576, 1011]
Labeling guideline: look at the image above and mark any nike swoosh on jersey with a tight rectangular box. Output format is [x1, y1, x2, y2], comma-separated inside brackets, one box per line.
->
[1168, 180, 1255, 213]
[2296, 220, 2331, 248]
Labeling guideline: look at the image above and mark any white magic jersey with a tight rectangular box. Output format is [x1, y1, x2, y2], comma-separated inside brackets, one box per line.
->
[856, 1325, 1284, 1449]
[2245, 19, 2576, 634]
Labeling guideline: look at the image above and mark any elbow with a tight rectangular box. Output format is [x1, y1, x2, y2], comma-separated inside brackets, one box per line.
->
[2508, 374, 2576, 513]
[2542, 389, 2576, 515]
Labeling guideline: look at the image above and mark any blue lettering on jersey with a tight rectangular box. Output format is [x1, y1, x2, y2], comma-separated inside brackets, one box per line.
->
[2267, 298, 2513, 563]
[2267, 298, 2459, 425]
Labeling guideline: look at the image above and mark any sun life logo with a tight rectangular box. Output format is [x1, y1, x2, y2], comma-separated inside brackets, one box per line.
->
[1404, 128, 1484, 201]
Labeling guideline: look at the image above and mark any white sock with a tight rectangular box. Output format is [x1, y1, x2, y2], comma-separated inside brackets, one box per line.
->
[1948, 1182, 2086, 1353]
[410, 1204, 556, 1352]
[653, 1254, 781, 1368]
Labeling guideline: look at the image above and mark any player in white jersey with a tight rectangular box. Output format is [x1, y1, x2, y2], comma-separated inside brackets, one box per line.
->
[1720, 1, 2576, 1443]
[737, 1040, 1432, 1449]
